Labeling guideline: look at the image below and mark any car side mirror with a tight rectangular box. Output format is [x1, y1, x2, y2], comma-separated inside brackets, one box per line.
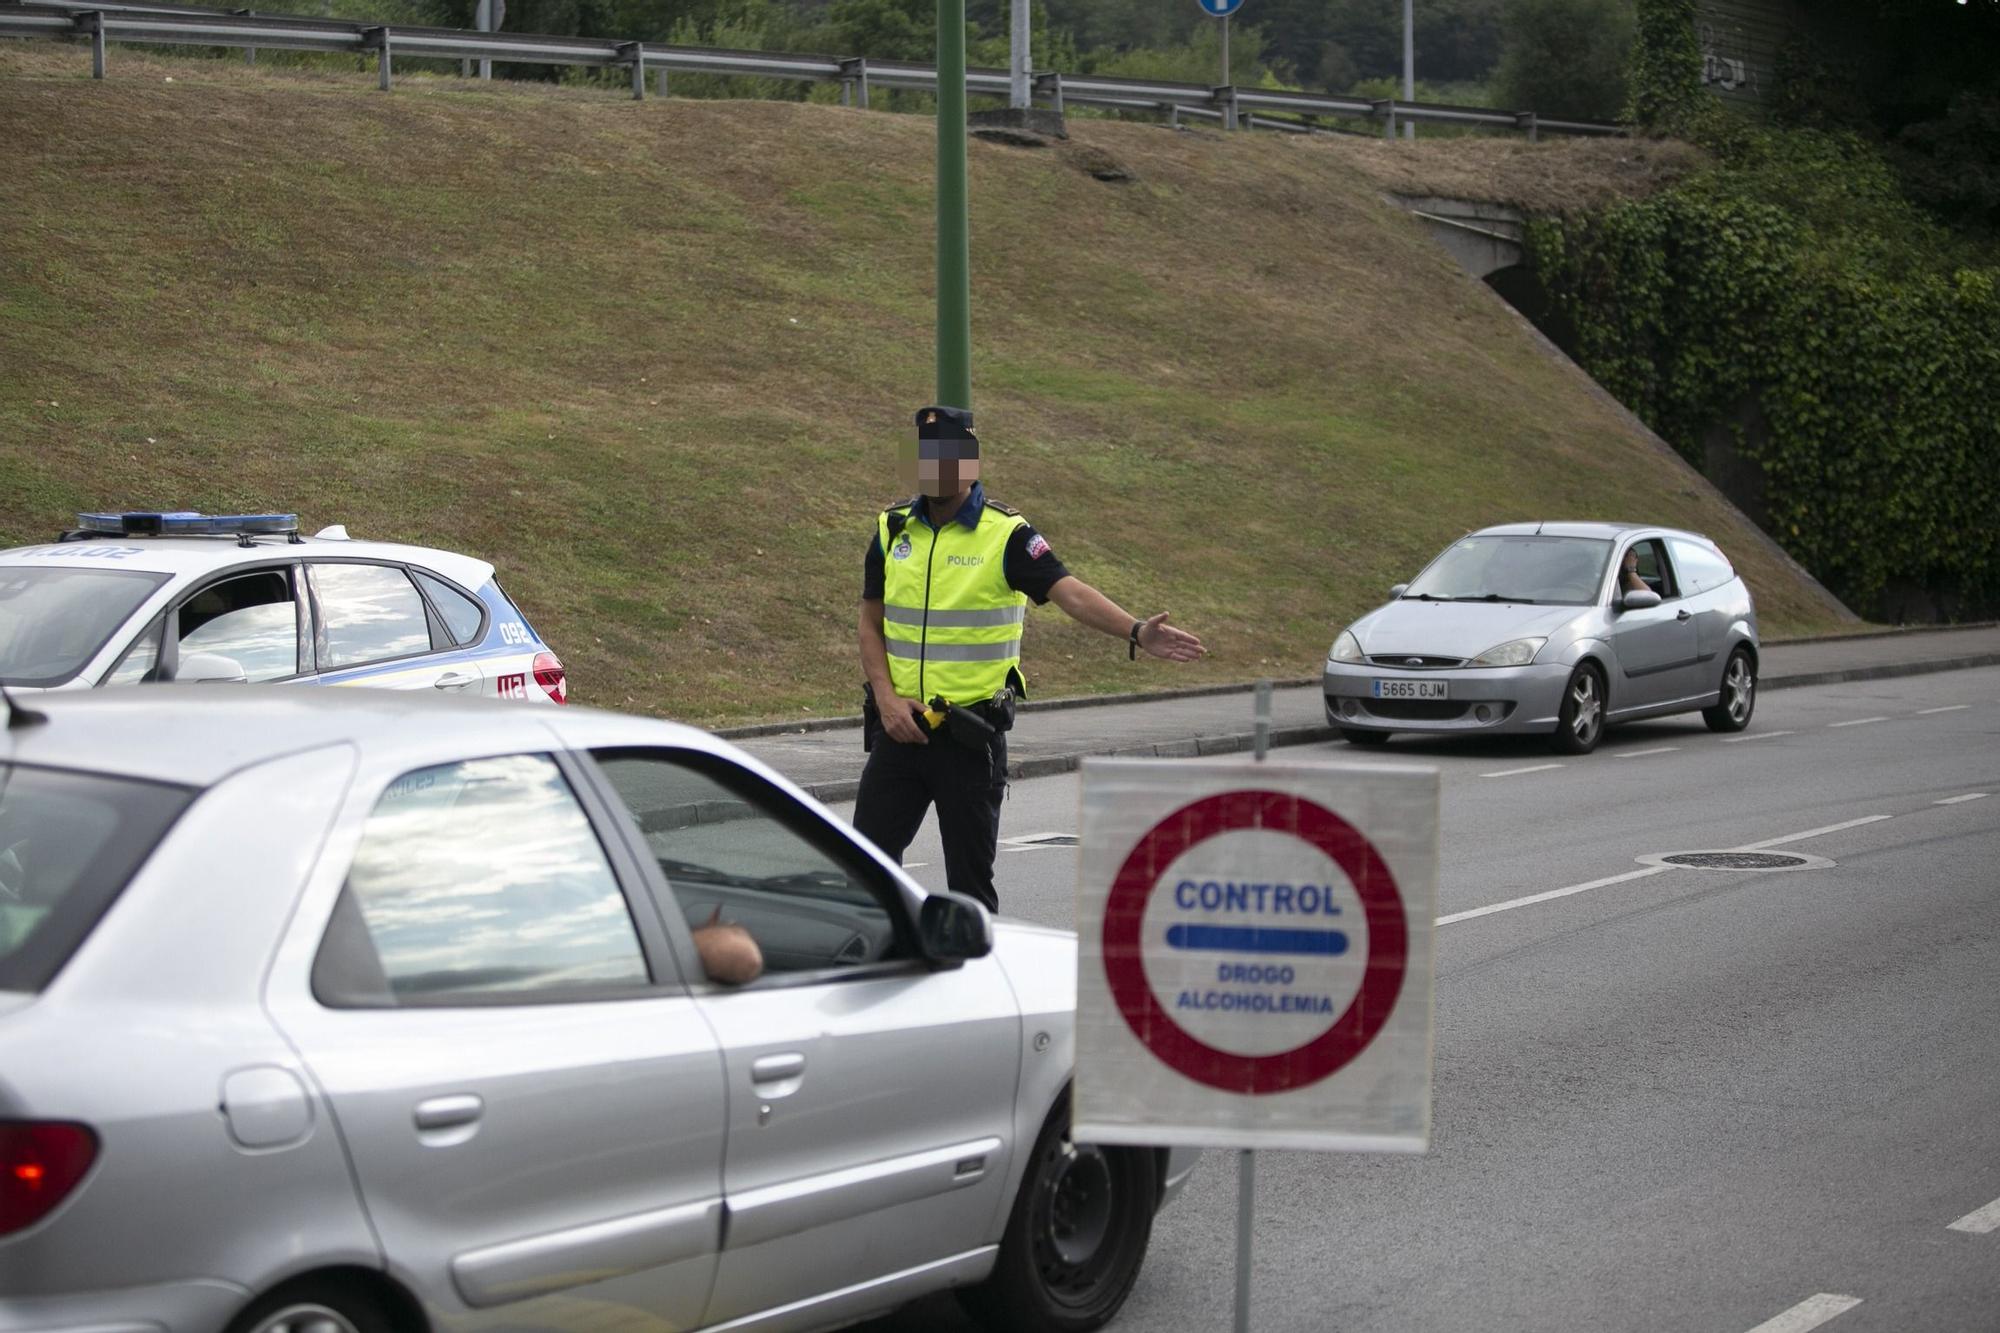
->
[1621, 589, 1662, 611]
[918, 893, 992, 965]
[1388, 583, 1409, 599]
[174, 652, 249, 683]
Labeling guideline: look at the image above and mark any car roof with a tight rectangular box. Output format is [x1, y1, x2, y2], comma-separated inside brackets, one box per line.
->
[1471, 521, 1714, 543]
[0, 689, 718, 789]
[0, 534, 495, 592]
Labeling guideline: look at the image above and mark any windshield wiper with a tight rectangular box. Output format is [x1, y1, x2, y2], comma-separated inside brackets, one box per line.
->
[655, 857, 738, 885]
[1400, 592, 1450, 601]
[1454, 594, 1539, 604]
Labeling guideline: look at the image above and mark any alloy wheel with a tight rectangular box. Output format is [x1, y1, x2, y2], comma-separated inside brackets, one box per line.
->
[1570, 672, 1601, 747]
[246, 1304, 362, 1333]
[1725, 655, 1754, 724]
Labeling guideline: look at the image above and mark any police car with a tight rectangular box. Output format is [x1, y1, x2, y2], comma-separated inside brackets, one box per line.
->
[0, 512, 566, 702]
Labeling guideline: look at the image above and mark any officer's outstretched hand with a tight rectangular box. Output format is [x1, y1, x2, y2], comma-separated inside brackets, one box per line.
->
[1139, 612, 1206, 663]
[881, 695, 931, 745]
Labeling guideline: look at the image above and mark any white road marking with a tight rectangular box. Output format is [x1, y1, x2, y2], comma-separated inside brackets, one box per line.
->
[1828, 716, 1889, 728]
[1722, 730, 1795, 743]
[1935, 793, 1989, 806]
[1743, 1294, 1862, 1333]
[1917, 704, 1971, 715]
[1739, 815, 1894, 851]
[906, 862, 930, 869]
[1947, 1195, 2000, 1234]
[1437, 866, 1670, 927]
[1479, 763, 1564, 779]
[1616, 747, 1680, 759]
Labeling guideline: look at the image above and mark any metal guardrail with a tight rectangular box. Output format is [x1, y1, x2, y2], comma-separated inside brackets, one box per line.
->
[0, 0, 1623, 138]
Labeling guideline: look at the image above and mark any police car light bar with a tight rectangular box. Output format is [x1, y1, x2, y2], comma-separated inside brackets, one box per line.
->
[76, 512, 301, 540]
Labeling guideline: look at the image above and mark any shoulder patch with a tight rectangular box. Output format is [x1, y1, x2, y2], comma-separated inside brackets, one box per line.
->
[984, 499, 1021, 517]
[882, 499, 914, 514]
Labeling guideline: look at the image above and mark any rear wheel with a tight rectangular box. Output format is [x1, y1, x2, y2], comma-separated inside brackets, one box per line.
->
[226, 1278, 395, 1333]
[960, 1092, 1158, 1333]
[1702, 647, 1757, 733]
[1550, 663, 1605, 755]
[1340, 727, 1391, 747]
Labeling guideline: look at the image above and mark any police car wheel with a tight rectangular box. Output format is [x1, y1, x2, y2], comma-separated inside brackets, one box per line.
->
[960, 1091, 1157, 1333]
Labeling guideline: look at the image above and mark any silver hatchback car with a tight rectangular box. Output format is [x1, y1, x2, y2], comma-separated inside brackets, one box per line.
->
[0, 689, 1194, 1333]
[1323, 523, 1758, 754]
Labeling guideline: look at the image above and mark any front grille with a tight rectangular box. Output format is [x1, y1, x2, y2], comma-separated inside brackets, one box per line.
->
[1367, 655, 1465, 669]
[1366, 700, 1471, 721]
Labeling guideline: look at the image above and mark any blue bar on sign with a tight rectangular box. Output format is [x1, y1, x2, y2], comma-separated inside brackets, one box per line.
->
[1165, 924, 1349, 956]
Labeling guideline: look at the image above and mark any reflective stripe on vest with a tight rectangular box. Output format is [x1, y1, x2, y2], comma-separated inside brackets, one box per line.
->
[878, 502, 1028, 704]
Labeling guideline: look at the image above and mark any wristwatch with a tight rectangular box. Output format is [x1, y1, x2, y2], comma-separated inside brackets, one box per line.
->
[1128, 619, 1143, 661]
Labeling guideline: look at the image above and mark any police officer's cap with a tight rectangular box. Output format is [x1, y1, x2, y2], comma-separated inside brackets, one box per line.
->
[915, 405, 976, 444]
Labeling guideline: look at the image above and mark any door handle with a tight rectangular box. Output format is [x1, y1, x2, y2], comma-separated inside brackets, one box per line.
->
[1675, 609, 1692, 621]
[414, 1094, 484, 1131]
[751, 1053, 806, 1084]
[433, 671, 478, 692]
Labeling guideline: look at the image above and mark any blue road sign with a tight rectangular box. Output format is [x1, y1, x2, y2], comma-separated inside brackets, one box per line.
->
[1198, 0, 1243, 17]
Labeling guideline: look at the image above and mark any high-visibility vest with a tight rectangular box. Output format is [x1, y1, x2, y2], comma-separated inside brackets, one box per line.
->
[877, 498, 1028, 705]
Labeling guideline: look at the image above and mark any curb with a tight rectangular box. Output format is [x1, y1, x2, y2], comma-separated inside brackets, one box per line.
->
[787, 652, 1999, 805]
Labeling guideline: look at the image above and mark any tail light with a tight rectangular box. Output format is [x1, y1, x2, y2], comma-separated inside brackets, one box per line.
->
[0, 1121, 98, 1237]
[532, 651, 568, 705]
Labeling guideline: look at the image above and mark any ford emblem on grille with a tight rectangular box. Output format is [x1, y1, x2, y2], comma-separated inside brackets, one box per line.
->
[1406, 657, 1423, 666]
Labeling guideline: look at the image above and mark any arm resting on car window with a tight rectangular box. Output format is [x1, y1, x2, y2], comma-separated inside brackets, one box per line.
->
[692, 907, 764, 985]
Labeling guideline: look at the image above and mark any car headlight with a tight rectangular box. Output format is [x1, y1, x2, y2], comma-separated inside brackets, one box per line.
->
[1329, 629, 1366, 664]
[1470, 637, 1546, 668]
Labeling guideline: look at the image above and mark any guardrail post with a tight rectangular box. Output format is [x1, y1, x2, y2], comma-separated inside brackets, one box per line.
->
[234, 9, 254, 65]
[363, 26, 390, 91]
[1517, 110, 1539, 143]
[79, 10, 105, 79]
[1372, 98, 1396, 139]
[1166, 102, 1179, 129]
[1215, 84, 1237, 131]
[619, 42, 644, 100]
[839, 58, 869, 109]
[1034, 70, 1062, 116]
[656, 66, 669, 97]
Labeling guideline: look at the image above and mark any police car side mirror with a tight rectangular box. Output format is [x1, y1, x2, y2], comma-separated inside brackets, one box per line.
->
[1620, 589, 1662, 612]
[1388, 583, 1409, 599]
[919, 893, 992, 966]
[174, 652, 249, 684]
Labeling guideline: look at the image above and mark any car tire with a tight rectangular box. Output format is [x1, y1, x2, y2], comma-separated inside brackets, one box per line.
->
[1550, 662, 1606, 755]
[225, 1278, 397, 1333]
[1339, 727, 1391, 747]
[1701, 647, 1757, 733]
[959, 1091, 1158, 1333]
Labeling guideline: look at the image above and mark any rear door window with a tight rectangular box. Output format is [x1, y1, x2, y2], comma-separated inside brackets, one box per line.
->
[0, 766, 194, 992]
[413, 571, 486, 647]
[1669, 539, 1736, 596]
[177, 567, 304, 681]
[310, 564, 434, 670]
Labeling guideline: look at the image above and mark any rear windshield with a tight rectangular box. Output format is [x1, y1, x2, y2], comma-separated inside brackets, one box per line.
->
[1404, 536, 1613, 606]
[0, 566, 170, 687]
[0, 765, 194, 993]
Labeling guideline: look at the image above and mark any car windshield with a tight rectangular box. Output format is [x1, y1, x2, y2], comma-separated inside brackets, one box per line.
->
[0, 566, 169, 687]
[1404, 535, 1612, 606]
[0, 763, 195, 992]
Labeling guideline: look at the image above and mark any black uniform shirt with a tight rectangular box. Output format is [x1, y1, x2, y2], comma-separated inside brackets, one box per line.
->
[861, 483, 1071, 604]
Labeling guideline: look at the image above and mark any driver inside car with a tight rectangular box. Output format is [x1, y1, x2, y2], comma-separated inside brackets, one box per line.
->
[690, 905, 763, 985]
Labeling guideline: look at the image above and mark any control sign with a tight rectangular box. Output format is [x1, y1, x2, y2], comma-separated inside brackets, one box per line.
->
[1075, 758, 1437, 1153]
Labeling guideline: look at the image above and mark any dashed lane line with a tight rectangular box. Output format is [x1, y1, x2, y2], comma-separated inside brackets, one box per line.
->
[1828, 716, 1890, 728]
[1935, 793, 1989, 806]
[1743, 1294, 1862, 1333]
[1740, 815, 1895, 851]
[1479, 763, 1564, 779]
[1615, 747, 1680, 759]
[1947, 1195, 2000, 1235]
[1917, 704, 1972, 715]
[1723, 730, 1796, 743]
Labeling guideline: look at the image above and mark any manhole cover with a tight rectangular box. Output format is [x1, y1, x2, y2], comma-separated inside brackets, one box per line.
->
[1661, 852, 1808, 870]
[1637, 849, 1833, 872]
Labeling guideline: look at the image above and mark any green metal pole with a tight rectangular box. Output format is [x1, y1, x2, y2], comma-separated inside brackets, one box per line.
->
[936, 0, 972, 412]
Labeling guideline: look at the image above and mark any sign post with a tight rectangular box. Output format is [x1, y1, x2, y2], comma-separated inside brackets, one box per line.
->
[1077, 687, 1437, 1329]
[1197, 0, 1244, 111]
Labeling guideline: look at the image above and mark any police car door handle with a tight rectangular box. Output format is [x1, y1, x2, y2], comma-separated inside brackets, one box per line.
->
[433, 671, 478, 692]
[751, 1052, 806, 1083]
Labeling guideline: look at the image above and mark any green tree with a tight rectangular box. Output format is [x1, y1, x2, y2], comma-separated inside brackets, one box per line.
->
[1491, 0, 1632, 120]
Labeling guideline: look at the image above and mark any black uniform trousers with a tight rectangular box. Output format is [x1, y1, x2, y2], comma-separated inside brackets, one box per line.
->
[852, 725, 1008, 913]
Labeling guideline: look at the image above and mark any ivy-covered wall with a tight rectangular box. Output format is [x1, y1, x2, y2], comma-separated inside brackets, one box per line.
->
[1525, 131, 2000, 618]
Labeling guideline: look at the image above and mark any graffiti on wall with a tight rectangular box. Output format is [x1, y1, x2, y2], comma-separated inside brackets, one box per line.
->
[1698, 21, 1759, 95]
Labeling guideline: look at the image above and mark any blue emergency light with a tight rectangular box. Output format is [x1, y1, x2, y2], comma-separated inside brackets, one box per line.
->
[76, 511, 301, 540]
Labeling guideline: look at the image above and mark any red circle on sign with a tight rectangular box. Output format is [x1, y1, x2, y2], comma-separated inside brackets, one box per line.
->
[1101, 790, 1408, 1094]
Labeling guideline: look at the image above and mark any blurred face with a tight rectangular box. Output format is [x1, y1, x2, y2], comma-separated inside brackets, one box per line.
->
[898, 436, 980, 499]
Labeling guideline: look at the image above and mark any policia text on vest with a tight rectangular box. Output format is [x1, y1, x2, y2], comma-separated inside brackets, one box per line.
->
[853, 406, 1206, 912]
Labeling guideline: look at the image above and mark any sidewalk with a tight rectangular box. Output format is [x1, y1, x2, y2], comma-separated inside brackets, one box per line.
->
[728, 625, 2000, 804]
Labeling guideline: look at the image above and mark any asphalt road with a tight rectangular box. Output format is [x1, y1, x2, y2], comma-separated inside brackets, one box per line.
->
[843, 666, 2000, 1333]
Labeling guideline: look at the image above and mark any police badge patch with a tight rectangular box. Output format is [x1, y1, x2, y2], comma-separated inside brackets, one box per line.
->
[893, 534, 913, 561]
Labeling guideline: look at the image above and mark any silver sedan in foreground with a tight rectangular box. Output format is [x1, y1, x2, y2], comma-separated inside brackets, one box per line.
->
[0, 689, 1194, 1333]
[1323, 522, 1758, 754]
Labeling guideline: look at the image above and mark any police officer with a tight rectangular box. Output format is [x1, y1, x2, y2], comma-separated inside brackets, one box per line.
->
[855, 406, 1205, 912]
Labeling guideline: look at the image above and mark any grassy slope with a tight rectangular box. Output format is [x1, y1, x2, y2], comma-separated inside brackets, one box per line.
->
[0, 47, 1849, 724]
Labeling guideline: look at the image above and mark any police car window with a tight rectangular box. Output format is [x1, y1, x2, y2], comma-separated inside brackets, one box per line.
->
[327, 754, 650, 1004]
[177, 570, 301, 682]
[414, 571, 485, 647]
[313, 564, 433, 669]
[101, 613, 164, 687]
[0, 567, 169, 688]
[1669, 539, 1734, 596]
[591, 749, 909, 979]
